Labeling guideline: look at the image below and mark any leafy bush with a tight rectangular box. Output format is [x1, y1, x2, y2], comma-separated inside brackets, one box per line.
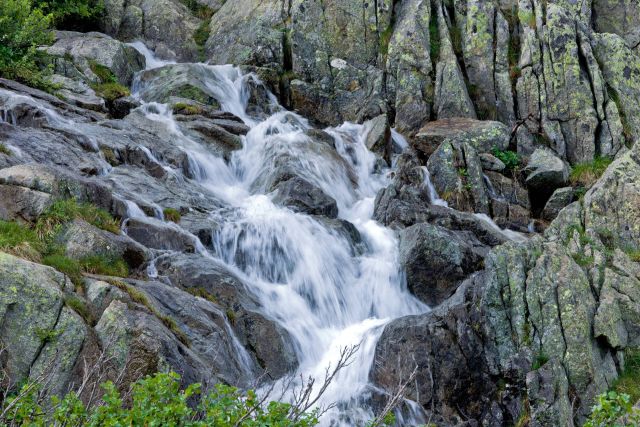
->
[570, 156, 613, 188]
[0, 0, 54, 89]
[492, 146, 521, 170]
[1, 372, 321, 426]
[585, 391, 640, 427]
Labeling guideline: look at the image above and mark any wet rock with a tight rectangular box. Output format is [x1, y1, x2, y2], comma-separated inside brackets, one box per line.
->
[398, 222, 487, 306]
[50, 75, 107, 112]
[154, 253, 298, 379]
[364, 114, 392, 165]
[110, 96, 141, 119]
[541, 187, 574, 221]
[271, 176, 339, 218]
[124, 217, 201, 253]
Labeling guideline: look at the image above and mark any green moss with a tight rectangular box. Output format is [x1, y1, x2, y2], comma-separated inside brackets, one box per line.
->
[101, 147, 119, 166]
[34, 327, 62, 344]
[179, 0, 214, 19]
[0, 143, 11, 156]
[172, 102, 203, 115]
[226, 308, 236, 325]
[570, 156, 613, 188]
[89, 60, 116, 84]
[626, 250, 640, 263]
[612, 348, 640, 402]
[91, 82, 130, 102]
[194, 20, 211, 61]
[64, 294, 95, 325]
[163, 208, 181, 223]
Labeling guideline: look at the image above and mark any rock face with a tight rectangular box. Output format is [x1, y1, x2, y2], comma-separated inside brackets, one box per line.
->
[372, 140, 640, 425]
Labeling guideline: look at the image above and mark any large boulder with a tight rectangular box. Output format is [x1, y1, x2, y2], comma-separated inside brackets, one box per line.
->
[44, 31, 145, 86]
[414, 118, 510, 159]
[0, 252, 87, 395]
[524, 148, 570, 192]
[102, 0, 201, 61]
[398, 223, 487, 306]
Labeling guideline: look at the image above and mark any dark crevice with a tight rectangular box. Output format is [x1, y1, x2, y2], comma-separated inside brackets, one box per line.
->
[575, 27, 603, 157]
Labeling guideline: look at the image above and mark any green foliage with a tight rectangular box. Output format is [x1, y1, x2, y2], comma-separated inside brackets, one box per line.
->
[531, 351, 549, 370]
[34, 326, 62, 344]
[572, 252, 595, 267]
[194, 20, 210, 60]
[570, 156, 613, 188]
[163, 207, 181, 223]
[186, 286, 218, 303]
[1, 372, 321, 426]
[492, 146, 521, 170]
[0, 143, 11, 155]
[0, 0, 54, 90]
[613, 348, 640, 403]
[585, 391, 640, 427]
[33, 0, 103, 28]
[429, 12, 440, 62]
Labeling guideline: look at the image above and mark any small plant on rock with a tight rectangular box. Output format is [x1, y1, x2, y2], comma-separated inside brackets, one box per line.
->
[491, 146, 521, 170]
[163, 207, 181, 223]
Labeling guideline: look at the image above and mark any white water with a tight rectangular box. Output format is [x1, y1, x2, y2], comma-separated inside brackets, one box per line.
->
[127, 45, 429, 424]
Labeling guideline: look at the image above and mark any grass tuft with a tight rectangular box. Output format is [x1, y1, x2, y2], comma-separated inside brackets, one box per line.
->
[64, 294, 96, 325]
[0, 143, 11, 156]
[163, 208, 181, 223]
[570, 156, 613, 188]
[36, 199, 121, 239]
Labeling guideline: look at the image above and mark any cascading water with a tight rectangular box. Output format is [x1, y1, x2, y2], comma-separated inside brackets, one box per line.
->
[126, 46, 431, 424]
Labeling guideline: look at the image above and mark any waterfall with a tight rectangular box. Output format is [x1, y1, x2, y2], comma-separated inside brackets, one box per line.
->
[127, 44, 429, 424]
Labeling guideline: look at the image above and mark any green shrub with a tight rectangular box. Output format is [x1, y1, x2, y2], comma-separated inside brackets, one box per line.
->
[585, 391, 640, 427]
[0, 0, 54, 90]
[33, 0, 103, 29]
[163, 207, 181, 223]
[172, 102, 203, 115]
[492, 146, 521, 170]
[2, 372, 322, 426]
[570, 156, 613, 188]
